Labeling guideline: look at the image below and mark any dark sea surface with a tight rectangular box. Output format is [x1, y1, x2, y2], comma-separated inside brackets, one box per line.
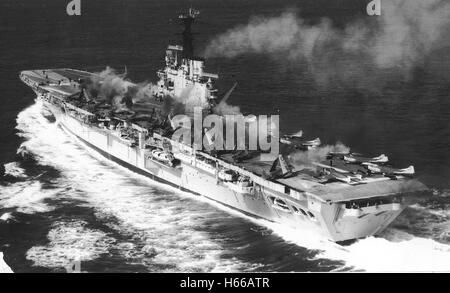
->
[1, 0, 450, 272]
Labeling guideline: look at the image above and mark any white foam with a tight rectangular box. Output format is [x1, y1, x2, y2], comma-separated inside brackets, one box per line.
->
[411, 203, 450, 218]
[0, 252, 13, 273]
[0, 181, 57, 214]
[327, 229, 450, 272]
[3, 162, 27, 178]
[26, 220, 114, 269]
[246, 220, 450, 272]
[0, 213, 15, 223]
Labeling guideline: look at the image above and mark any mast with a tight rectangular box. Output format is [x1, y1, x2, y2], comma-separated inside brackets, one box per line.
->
[178, 8, 199, 59]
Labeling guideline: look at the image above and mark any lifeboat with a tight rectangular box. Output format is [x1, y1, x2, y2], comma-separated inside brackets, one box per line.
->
[271, 198, 291, 212]
[151, 149, 174, 166]
[218, 169, 234, 181]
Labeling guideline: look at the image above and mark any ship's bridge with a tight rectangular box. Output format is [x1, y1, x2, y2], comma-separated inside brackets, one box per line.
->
[165, 45, 217, 80]
[157, 44, 219, 105]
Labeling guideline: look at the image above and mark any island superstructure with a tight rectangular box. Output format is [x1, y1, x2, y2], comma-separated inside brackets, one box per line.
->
[19, 8, 428, 242]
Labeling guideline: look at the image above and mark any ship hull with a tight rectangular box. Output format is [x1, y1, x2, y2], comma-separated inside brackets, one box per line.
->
[40, 98, 403, 243]
[20, 68, 428, 243]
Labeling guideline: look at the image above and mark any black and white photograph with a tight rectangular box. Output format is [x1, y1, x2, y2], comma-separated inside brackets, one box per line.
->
[0, 0, 449, 276]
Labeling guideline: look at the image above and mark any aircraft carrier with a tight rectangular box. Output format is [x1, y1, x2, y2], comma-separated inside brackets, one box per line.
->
[19, 8, 429, 242]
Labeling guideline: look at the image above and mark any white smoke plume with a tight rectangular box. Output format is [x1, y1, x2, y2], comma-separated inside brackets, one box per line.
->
[204, 0, 450, 89]
[96, 67, 133, 100]
[174, 85, 210, 112]
[84, 67, 157, 110]
[88, 68, 241, 116]
[214, 100, 241, 115]
[288, 142, 350, 170]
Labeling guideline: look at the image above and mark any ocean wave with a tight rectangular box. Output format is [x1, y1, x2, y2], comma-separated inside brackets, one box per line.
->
[0, 181, 58, 214]
[26, 220, 115, 270]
